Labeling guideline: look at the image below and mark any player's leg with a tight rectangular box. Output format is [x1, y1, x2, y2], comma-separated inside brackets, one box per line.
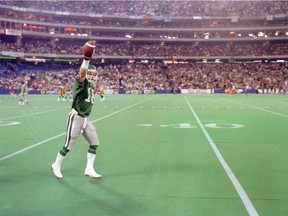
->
[57, 91, 63, 101]
[51, 111, 83, 178]
[82, 119, 101, 178]
[62, 91, 67, 101]
[69, 92, 73, 102]
[18, 93, 22, 105]
[24, 93, 28, 104]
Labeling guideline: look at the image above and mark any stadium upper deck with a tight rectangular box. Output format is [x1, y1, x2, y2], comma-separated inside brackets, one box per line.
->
[0, 1, 287, 62]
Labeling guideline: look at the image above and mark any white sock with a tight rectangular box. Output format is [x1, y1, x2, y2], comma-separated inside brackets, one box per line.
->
[54, 152, 65, 165]
[86, 153, 96, 169]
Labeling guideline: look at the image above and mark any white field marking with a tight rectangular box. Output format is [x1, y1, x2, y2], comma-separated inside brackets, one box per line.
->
[219, 97, 288, 118]
[205, 123, 244, 129]
[184, 96, 259, 216]
[0, 133, 65, 162]
[0, 97, 155, 162]
[0, 121, 21, 126]
[160, 123, 197, 129]
[0, 106, 70, 121]
[137, 124, 152, 127]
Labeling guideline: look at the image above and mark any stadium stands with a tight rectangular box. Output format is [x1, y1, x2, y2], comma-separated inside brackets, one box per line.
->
[0, 1, 287, 94]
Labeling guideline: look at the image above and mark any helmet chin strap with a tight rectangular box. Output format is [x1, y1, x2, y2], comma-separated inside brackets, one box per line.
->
[88, 80, 97, 86]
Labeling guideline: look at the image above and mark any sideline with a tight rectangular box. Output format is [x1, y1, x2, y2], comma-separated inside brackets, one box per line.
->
[0, 96, 155, 162]
[184, 96, 259, 216]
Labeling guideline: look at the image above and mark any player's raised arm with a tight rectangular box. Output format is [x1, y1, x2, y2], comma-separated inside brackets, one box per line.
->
[79, 40, 96, 82]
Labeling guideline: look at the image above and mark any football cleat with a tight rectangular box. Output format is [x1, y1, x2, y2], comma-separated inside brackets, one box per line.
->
[51, 163, 63, 179]
[84, 168, 102, 178]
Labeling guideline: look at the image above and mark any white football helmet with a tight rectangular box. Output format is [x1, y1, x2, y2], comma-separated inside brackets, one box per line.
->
[86, 64, 98, 84]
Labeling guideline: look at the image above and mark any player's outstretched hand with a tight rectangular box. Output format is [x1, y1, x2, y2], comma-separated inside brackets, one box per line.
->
[82, 40, 96, 60]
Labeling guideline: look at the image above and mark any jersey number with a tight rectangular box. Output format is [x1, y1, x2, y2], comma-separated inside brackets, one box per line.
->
[85, 87, 94, 104]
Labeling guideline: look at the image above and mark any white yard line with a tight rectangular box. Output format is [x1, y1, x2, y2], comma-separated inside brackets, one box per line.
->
[219, 97, 288, 118]
[0, 97, 154, 162]
[0, 133, 65, 162]
[184, 96, 259, 216]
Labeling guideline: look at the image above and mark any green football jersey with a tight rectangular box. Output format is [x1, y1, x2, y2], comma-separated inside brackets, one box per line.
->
[72, 76, 94, 117]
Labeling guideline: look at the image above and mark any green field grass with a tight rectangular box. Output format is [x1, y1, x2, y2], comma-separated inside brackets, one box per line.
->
[0, 94, 288, 216]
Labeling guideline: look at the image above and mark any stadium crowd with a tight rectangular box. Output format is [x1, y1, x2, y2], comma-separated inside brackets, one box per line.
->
[1, 62, 287, 94]
[1, 0, 287, 17]
[1, 38, 288, 57]
[2, 6, 288, 29]
[0, 1, 287, 95]
[1, 0, 287, 38]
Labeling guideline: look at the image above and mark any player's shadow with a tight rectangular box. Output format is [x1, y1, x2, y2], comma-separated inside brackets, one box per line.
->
[104, 162, 205, 178]
[66, 180, 143, 215]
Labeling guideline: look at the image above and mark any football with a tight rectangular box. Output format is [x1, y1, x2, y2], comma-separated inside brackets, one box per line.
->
[82, 40, 96, 58]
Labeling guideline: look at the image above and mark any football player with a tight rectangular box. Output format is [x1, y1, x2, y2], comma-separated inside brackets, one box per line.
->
[10, 85, 16, 97]
[99, 85, 105, 101]
[64, 83, 73, 102]
[18, 81, 28, 105]
[51, 40, 102, 179]
[57, 86, 65, 101]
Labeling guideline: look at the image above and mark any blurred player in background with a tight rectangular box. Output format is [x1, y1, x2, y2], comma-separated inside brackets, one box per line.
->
[51, 40, 102, 179]
[64, 83, 73, 102]
[18, 81, 28, 105]
[57, 86, 65, 101]
[24, 83, 29, 104]
[99, 85, 105, 101]
[9, 85, 16, 97]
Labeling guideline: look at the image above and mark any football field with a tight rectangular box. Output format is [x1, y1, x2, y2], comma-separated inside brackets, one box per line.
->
[0, 94, 288, 216]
